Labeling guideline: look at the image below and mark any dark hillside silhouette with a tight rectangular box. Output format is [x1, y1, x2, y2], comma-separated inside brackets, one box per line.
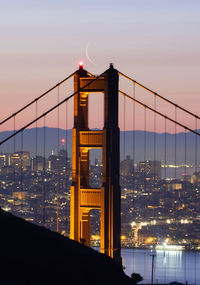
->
[0, 208, 133, 284]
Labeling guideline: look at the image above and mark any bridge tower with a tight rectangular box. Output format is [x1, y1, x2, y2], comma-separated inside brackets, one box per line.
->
[70, 63, 121, 261]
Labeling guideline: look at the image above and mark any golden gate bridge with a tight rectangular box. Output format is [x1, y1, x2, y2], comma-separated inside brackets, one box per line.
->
[0, 63, 200, 284]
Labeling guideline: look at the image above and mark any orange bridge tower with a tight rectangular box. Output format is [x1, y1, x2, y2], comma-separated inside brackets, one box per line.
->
[70, 63, 121, 262]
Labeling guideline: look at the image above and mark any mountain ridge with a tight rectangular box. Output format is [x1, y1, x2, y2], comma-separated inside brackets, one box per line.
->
[1, 127, 200, 164]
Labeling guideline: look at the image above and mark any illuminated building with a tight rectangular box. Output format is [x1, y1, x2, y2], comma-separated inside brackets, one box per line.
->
[190, 171, 200, 183]
[0, 151, 30, 173]
[0, 154, 6, 168]
[48, 153, 57, 171]
[137, 160, 161, 179]
[47, 150, 69, 173]
[16, 151, 30, 171]
[31, 156, 45, 171]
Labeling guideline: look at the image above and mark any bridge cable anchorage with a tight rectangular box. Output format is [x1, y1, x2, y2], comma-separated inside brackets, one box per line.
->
[0, 71, 106, 146]
[118, 90, 200, 137]
[118, 71, 200, 122]
[0, 71, 77, 126]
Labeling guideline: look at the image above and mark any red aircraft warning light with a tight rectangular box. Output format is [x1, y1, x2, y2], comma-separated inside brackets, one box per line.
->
[79, 61, 84, 70]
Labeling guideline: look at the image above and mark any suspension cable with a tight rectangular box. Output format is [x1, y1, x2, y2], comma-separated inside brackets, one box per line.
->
[132, 83, 135, 178]
[43, 115, 46, 226]
[175, 106, 177, 180]
[153, 94, 156, 259]
[0, 71, 77, 126]
[154, 95, 156, 183]
[132, 82, 135, 272]
[164, 117, 167, 184]
[143, 105, 147, 283]
[184, 128, 187, 284]
[194, 117, 197, 284]
[195, 117, 198, 173]
[184, 129, 187, 187]
[144, 106, 146, 193]
[118, 71, 200, 121]
[35, 100, 38, 174]
[20, 129, 23, 212]
[123, 94, 126, 162]
[57, 86, 60, 233]
[13, 115, 16, 211]
[119, 90, 200, 137]
[0, 71, 106, 146]
[164, 116, 167, 284]
[65, 100, 68, 234]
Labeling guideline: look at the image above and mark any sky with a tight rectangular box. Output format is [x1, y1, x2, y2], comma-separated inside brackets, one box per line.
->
[0, 0, 200, 132]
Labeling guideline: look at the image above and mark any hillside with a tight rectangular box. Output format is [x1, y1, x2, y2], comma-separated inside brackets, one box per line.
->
[0, 208, 133, 284]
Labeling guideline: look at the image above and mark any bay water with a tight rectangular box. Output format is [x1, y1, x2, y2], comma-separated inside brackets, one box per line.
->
[122, 249, 200, 284]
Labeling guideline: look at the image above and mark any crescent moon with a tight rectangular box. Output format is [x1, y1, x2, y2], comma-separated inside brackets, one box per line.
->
[85, 42, 96, 66]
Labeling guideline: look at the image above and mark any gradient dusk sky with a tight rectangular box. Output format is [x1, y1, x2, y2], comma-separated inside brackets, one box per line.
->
[1, 0, 200, 131]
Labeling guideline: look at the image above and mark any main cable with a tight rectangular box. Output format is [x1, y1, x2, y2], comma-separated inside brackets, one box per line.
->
[118, 71, 200, 122]
[0, 71, 77, 126]
[0, 71, 106, 146]
[119, 90, 200, 137]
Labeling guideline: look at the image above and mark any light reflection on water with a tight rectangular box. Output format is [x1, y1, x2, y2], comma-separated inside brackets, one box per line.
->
[122, 249, 200, 284]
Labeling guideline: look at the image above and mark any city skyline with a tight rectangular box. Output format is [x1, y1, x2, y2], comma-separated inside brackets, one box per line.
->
[1, 126, 200, 165]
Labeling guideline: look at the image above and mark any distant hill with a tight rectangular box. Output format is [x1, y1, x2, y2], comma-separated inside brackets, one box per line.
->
[0, 127, 200, 164]
[0, 208, 132, 284]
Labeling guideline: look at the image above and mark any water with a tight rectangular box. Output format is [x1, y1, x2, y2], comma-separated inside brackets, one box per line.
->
[122, 249, 200, 284]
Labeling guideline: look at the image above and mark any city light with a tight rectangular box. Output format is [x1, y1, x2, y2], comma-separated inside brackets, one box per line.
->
[180, 219, 189, 224]
[156, 244, 184, 251]
[0, 149, 200, 250]
[163, 238, 169, 246]
[2, 206, 11, 212]
[131, 221, 136, 227]
[121, 235, 126, 240]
